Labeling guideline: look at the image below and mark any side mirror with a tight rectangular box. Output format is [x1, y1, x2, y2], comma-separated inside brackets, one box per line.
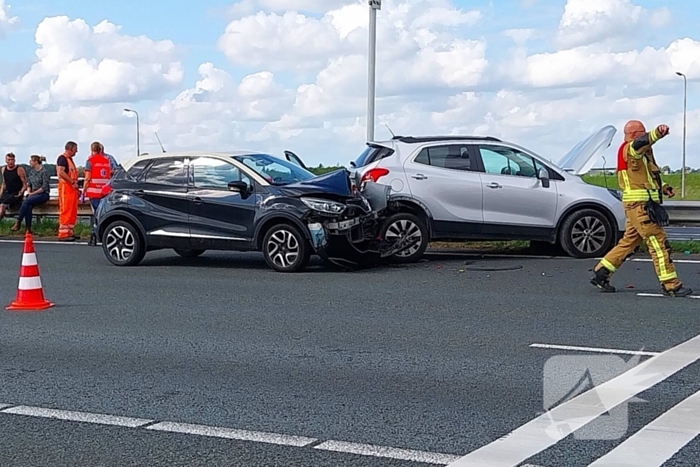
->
[228, 181, 250, 197]
[538, 168, 550, 188]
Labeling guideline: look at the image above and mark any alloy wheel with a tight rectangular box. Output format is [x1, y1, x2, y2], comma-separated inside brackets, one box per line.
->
[105, 225, 135, 262]
[266, 229, 300, 269]
[384, 219, 423, 257]
[571, 215, 607, 254]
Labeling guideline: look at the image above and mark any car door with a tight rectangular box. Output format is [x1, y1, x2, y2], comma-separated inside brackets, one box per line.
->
[187, 156, 257, 250]
[131, 156, 191, 248]
[403, 144, 483, 237]
[476, 144, 558, 234]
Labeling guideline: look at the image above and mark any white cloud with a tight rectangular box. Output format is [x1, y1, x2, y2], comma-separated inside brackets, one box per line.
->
[1, 16, 183, 108]
[557, 0, 671, 49]
[0, 0, 19, 39]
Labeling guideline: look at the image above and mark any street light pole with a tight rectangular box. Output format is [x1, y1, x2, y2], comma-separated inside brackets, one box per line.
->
[676, 72, 687, 198]
[367, 0, 381, 143]
[124, 108, 140, 157]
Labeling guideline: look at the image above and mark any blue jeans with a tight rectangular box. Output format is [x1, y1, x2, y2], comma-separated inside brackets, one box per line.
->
[17, 193, 50, 230]
[90, 198, 101, 237]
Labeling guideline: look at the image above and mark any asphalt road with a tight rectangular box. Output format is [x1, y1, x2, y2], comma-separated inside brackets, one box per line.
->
[0, 241, 699, 467]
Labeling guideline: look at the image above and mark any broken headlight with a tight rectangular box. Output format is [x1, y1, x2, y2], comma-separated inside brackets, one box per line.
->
[301, 197, 347, 215]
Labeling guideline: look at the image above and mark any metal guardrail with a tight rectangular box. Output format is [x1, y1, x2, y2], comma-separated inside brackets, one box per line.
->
[664, 201, 700, 224]
[5, 200, 93, 219]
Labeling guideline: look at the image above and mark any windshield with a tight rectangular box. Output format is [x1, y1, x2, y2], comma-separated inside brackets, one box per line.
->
[233, 153, 316, 185]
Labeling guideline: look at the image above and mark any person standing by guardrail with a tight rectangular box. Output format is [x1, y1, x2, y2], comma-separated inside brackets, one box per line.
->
[10, 155, 50, 233]
[57, 141, 80, 242]
[81, 142, 112, 246]
[590, 120, 692, 297]
[0, 152, 27, 222]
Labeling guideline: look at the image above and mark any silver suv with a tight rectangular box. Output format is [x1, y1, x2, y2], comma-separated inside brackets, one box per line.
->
[349, 126, 626, 262]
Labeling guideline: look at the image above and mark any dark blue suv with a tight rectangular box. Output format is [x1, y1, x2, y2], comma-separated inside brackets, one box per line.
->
[94, 151, 414, 272]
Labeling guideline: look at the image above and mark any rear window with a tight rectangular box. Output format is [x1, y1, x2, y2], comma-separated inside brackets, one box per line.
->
[352, 144, 394, 168]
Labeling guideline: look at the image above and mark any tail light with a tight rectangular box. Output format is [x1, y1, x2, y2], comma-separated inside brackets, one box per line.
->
[100, 183, 112, 197]
[361, 168, 390, 184]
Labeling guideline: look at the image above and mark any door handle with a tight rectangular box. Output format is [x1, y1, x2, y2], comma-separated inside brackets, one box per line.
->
[133, 190, 145, 197]
[487, 182, 502, 189]
[412, 174, 428, 180]
[190, 197, 202, 205]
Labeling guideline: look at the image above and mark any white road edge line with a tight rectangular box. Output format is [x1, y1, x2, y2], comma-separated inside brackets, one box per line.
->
[0, 402, 462, 463]
[637, 293, 700, 299]
[146, 421, 317, 447]
[633, 258, 700, 264]
[446, 332, 700, 467]
[0, 239, 87, 245]
[313, 440, 461, 465]
[1, 405, 152, 428]
[530, 343, 660, 357]
[588, 388, 700, 467]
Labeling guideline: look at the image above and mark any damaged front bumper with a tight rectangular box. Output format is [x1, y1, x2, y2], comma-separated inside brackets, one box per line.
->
[304, 182, 418, 268]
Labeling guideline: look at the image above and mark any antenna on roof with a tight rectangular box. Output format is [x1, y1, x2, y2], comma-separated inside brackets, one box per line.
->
[155, 132, 166, 153]
[384, 123, 395, 138]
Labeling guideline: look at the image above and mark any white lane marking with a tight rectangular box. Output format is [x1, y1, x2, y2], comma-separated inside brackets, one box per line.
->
[0, 239, 86, 245]
[313, 440, 461, 464]
[21, 252, 37, 266]
[18, 276, 43, 290]
[637, 293, 700, 299]
[1, 406, 152, 428]
[146, 421, 316, 447]
[633, 258, 700, 264]
[447, 333, 700, 467]
[588, 389, 700, 467]
[0, 404, 12, 410]
[530, 343, 660, 357]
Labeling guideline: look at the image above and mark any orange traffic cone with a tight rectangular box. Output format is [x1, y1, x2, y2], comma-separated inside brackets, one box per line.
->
[6, 232, 54, 311]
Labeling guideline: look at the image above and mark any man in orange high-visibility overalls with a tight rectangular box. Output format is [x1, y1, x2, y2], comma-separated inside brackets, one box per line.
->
[591, 121, 692, 297]
[57, 141, 80, 242]
[82, 142, 112, 246]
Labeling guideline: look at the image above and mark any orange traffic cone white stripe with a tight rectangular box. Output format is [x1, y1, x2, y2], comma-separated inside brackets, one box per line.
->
[6, 232, 54, 311]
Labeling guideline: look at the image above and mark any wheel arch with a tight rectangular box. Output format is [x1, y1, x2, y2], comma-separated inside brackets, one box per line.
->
[254, 213, 312, 250]
[387, 196, 434, 237]
[98, 211, 146, 245]
[556, 202, 618, 239]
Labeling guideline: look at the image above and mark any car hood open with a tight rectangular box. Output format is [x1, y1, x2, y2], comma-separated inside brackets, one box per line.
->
[279, 169, 353, 198]
[555, 125, 618, 175]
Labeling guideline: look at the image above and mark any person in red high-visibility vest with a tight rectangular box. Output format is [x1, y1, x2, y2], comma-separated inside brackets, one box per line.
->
[82, 142, 112, 246]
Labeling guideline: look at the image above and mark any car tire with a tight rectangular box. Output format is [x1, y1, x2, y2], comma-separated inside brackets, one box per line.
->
[559, 209, 614, 259]
[102, 220, 145, 266]
[174, 249, 206, 258]
[380, 212, 429, 263]
[262, 223, 311, 272]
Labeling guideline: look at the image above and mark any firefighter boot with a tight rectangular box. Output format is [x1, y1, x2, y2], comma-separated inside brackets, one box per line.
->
[662, 284, 694, 297]
[590, 267, 616, 293]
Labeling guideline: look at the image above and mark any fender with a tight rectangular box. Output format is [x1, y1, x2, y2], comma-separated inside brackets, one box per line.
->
[387, 195, 435, 234]
[253, 212, 313, 247]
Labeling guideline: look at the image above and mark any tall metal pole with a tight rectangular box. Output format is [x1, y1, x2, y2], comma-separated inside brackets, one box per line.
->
[367, 0, 380, 143]
[676, 72, 687, 198]
[124, 108, 140, 157]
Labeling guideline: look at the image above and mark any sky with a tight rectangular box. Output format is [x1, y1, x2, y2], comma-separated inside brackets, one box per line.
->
[0, 0, 698, 169]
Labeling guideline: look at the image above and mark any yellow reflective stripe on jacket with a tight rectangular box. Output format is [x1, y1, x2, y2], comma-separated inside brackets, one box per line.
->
[649, 236, 677, 282]
[620, 171, 631, 191]
[629, 129, 660, 159]
[622, 189, 660, 202]
[641, 157, 657, 187]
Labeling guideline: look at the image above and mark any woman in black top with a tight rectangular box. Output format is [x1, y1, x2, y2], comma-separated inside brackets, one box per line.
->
[12, 155, 50, 233]
[0, 152, 27, 221]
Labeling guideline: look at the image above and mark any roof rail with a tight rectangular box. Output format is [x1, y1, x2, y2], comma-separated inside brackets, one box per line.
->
[391, 135, 502, 143]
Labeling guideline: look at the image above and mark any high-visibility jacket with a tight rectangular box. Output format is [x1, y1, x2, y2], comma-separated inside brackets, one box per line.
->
[616, 127, 667, 204]
[85, 154, 111, 199]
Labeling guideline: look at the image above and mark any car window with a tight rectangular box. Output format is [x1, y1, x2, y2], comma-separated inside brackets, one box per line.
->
[353, 144, 394, 168]
[479, 146, 537, 177]
[191, 157, 252, 190]
[143, 158, 187, 186]
[127, 160, 150, 180]
[414, 145, 473, 171]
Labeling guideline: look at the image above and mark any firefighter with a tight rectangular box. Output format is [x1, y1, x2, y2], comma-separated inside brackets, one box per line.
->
[590, 120, 692, 297]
